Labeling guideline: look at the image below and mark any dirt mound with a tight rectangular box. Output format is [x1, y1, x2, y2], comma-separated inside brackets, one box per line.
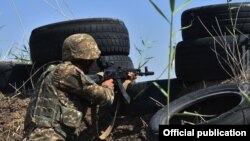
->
[0, 92, 30, 141]
[0, 92, 151, 141]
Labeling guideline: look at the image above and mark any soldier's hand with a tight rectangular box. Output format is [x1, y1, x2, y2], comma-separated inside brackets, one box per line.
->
[102, 79, 114, 90]
[128, 72, 137, 80]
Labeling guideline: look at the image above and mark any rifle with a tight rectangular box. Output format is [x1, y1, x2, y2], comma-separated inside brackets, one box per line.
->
[97, 59, 154, 104]
[89, 59, 154, 140]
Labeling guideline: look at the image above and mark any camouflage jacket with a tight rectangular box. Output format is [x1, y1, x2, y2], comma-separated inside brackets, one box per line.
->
[25, 61, 114, 137]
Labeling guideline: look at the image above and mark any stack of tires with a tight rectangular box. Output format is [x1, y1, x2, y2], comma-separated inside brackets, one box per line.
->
[176, 2, 250, 81]
[148, 2, 250, 141]
[29, 18, 134, 74]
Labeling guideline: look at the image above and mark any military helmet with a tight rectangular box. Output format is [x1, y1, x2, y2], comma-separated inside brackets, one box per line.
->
[62, 33, 101, 61]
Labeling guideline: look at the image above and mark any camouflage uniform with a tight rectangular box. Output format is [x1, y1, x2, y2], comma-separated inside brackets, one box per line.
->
[23, 34, 114, 141]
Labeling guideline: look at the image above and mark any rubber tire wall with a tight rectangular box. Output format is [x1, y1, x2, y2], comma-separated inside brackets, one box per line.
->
[175, 35, 250, 81]
[147, 83, 250, 141]
[182, 2, 250, 40]
[0, 62, 33, 93]
[29, 18, 130, 64]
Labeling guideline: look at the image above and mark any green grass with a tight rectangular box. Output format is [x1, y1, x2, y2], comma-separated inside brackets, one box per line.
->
[149, 0, 192, 124]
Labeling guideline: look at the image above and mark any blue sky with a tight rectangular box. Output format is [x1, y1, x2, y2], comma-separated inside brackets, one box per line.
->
[0, 0, 247, 81]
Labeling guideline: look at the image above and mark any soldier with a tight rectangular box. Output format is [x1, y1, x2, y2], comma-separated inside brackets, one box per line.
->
[23, 33, 136, 141]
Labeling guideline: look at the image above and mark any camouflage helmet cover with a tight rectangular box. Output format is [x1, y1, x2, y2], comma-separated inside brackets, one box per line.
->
[62, 33, 101, 61]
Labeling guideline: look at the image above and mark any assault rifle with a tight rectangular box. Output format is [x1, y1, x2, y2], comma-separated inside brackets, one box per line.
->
[97, 59, 154, 104]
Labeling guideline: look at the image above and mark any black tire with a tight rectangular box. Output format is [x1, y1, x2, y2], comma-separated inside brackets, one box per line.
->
[175, 35, 250, 81]
[30, 18, 130, 64]
[182, 2, 250, 40]
[0, 62, 33, 93]
[117, 78, 184, 116]
[148, 83, 250, 140]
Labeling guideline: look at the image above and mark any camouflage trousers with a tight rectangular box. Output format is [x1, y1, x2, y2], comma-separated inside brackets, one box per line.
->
[23, 127, 65, 141]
